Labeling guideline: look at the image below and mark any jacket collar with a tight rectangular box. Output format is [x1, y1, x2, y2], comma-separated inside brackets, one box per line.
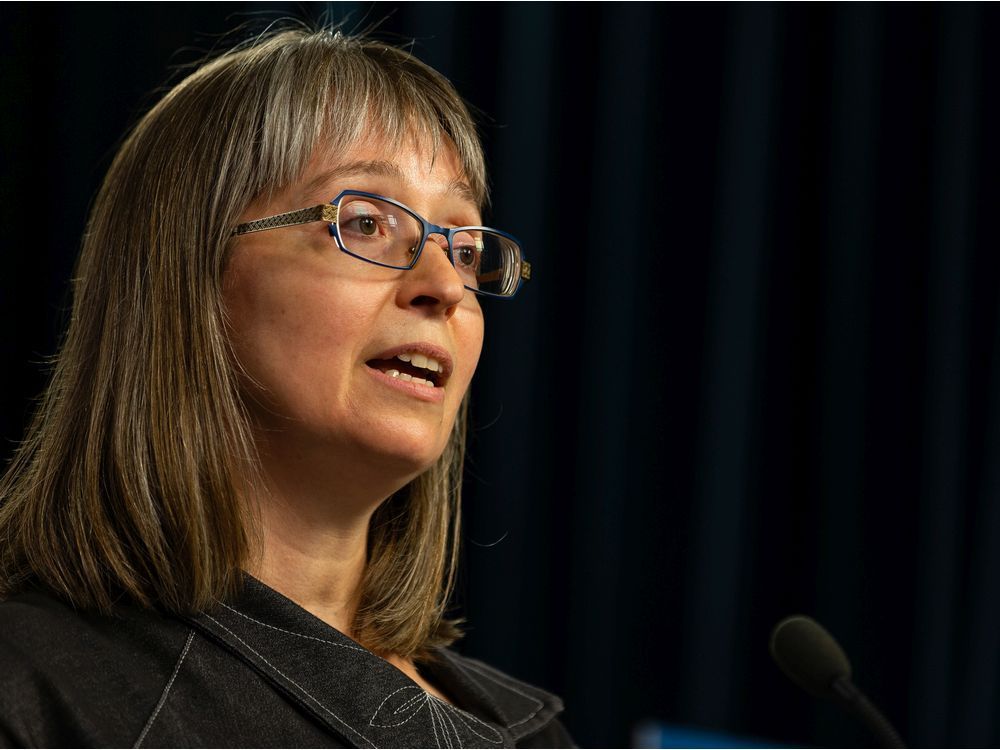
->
[425, 649, 566, 743]
[183, 576, 562, 748]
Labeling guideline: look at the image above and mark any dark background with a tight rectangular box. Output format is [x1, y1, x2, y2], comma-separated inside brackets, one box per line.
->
[2, 2, 999, 747]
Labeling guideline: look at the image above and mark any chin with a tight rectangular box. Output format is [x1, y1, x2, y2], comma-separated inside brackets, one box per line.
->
[376, 438, 449, 476]
[352, 422, 451, 477]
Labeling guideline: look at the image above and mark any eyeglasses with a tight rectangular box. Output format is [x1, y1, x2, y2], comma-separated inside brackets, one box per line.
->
[232, 190, 531, 299]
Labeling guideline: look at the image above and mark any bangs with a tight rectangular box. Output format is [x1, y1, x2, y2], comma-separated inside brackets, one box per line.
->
[243, 31, 488, 211]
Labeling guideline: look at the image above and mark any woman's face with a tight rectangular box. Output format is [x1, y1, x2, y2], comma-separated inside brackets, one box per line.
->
[223, 135, 485, 487]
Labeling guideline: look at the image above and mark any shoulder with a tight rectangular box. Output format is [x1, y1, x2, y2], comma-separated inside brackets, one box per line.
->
[429, 649, 575, 748]
[0, 589, 192, 747]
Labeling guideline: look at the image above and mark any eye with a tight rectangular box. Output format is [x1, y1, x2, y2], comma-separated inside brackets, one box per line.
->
[453, 231, 483, 272]
[342, 213, 388, 238]
[339, 199, 394, 240]
[456, 245, 478, 269]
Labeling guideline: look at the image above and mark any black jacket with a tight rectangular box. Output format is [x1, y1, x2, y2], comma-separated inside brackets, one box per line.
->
[0, 578, 571, 748]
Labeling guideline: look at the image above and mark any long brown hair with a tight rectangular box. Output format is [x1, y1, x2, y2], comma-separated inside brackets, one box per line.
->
[0, 27, 486, 659]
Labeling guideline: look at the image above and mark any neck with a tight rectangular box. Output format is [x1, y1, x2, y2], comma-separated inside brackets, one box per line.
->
[246, 430, 417, 640]
[251, 500, 370, 637]
[243, 431, 454, 702]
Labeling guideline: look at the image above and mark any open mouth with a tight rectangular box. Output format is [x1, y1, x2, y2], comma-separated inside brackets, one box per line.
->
[366, 351, 448, 389]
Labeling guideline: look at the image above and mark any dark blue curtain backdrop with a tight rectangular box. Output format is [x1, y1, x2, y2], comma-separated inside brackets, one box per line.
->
[2, 3, 999, 746]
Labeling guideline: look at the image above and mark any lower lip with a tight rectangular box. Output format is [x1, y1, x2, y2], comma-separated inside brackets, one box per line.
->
[365, 365, 446, 404]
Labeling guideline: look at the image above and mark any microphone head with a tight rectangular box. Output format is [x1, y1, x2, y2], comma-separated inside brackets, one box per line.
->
[770, 615, 853, 699]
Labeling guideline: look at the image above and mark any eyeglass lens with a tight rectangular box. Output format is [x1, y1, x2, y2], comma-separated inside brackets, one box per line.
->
[336, 196, 522, 297]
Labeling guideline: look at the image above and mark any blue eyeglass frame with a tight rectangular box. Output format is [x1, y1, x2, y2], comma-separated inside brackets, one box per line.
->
[232, 189, 531, 299]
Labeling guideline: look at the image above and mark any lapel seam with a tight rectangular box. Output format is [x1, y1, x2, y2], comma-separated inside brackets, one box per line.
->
[133, 629, 195, 748]
[219, 601, 367, 653]
[455, 660, 545, 729]
[196, 612, 377, 748]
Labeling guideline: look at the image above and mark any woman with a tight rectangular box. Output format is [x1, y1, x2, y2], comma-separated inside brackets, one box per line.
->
[0, 27, 570, 748]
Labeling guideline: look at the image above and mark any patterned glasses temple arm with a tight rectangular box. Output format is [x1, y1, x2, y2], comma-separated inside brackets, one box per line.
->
[232, 204, 339, 236]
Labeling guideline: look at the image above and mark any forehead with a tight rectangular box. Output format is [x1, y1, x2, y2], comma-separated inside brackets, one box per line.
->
[295, 134, 478, 209]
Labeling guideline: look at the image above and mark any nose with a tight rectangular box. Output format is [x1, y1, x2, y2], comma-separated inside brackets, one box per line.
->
[396, 232, 466, 315]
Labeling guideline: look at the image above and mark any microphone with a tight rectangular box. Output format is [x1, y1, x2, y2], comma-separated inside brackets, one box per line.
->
[769, 615, 906, 748]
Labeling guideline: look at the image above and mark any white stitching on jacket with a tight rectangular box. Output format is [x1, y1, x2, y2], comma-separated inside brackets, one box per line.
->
[369, 685, 502, 746]
[204, 607, 513, 747]
[219, 602, 366, 652]
[370, 685, 422, 726]
[220, 602, 504, 743]
[457, 661, 544, 728]
[202, 613, 377, 749]
[438, 700, 462, 748]
[133, 629, 195, 748]
[444, 700, 504, 744]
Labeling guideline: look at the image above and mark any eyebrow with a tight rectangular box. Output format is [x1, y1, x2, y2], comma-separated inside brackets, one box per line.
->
[445, 178, 479, 207]
[298, 159, 480, 209]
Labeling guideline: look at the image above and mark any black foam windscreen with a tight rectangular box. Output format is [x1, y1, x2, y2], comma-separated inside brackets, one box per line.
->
[769, 615, 852, 699]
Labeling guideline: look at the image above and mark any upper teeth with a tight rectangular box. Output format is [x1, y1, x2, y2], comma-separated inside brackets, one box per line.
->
[396, 352, 441, 372]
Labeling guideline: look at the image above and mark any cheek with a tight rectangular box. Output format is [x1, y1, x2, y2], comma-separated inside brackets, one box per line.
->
[222, 252, 369, 410]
